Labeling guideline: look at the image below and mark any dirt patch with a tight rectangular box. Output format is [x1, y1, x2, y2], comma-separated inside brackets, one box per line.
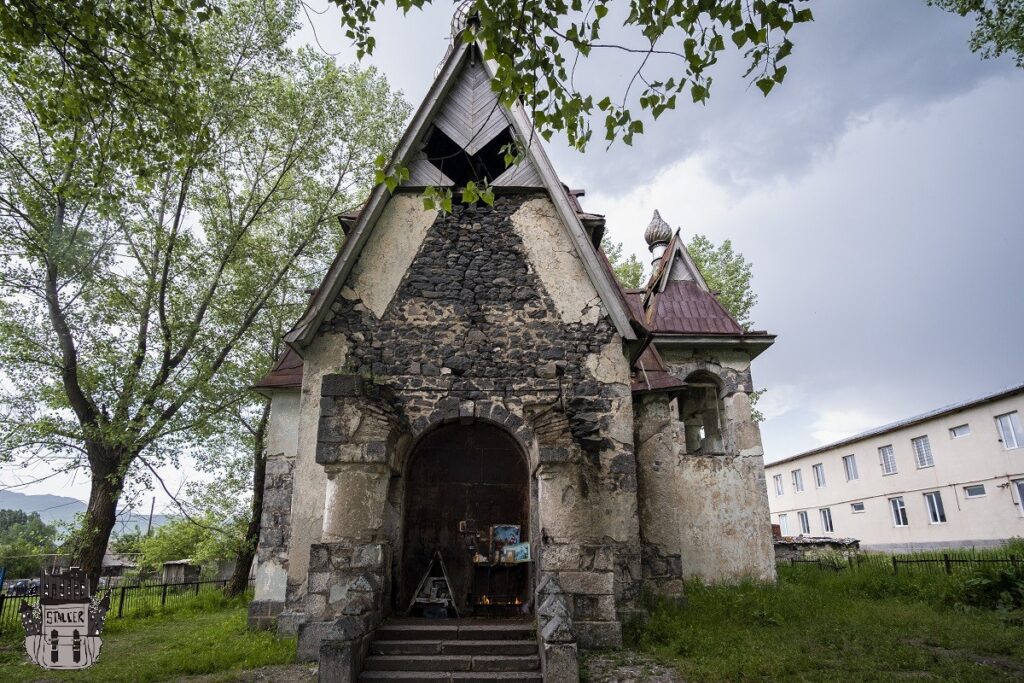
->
[175, 663, 317, 683]
[582, 649, 684, 683]
[903, 638, 1024, 675]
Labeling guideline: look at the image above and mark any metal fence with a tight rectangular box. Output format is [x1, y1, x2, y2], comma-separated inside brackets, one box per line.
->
[0, 579, 250, 635]
[782, 549, 1023, 575]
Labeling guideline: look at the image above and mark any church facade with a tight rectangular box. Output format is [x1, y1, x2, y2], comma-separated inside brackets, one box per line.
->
[247, 24, 775, 682]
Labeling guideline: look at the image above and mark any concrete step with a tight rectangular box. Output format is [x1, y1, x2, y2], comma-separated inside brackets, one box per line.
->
[371, 639, 539, 656]
[359, 673, 543, 682]
[375, 622, 534, 642]
[363, 654, 540, 673]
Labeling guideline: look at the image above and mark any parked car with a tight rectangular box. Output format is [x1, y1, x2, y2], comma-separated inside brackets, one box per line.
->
[7, 579, 39, 596]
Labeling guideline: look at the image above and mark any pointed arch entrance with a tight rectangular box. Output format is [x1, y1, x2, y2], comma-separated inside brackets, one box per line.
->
[399, 421, 531, 617]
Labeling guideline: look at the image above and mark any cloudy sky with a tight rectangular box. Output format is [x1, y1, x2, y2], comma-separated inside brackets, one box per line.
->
[292, 0, 1023, 462]
[5, 1, 1022, 512]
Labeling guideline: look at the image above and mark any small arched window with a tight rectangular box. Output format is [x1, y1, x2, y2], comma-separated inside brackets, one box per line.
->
[678, 371, 725, 454]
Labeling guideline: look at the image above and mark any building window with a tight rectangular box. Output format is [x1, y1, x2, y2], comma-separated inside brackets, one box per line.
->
[778, 513, 790, 535]
[792, 469, 804, 492]
[851, 501, 866, 513]
[842, 454, 859, 481]
[812, 463, 826, 488]
[889, 496, 909, 527]
[963, 484, 986, 498]
[820, 507, 834, 533]
[879, 445, 898, 475]
[797, 510, 810, 535]
[1015, 480, 1024, 516]
[679, 372, 726, 453]
[911, 436, 934, 468]
[924, 491, 947, 524]
[949, 424, 971, 439]
[774, 474, 784, 496]
[996, 412, 1023, 450]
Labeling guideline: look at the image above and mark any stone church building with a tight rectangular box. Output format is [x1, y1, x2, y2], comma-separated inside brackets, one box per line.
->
[248, 19, 775, 682]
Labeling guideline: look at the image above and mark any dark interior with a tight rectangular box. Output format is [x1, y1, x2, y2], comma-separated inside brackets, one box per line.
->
[422, 125, 516, 187]
[400, 422, 530, 616]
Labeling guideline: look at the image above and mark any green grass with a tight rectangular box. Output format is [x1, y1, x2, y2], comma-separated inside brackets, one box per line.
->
[0, 594, 295, 682]
[626, 564, 1024, 682]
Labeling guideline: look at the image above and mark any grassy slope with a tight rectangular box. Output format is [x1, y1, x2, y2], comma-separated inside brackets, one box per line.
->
[0, 597, 295, 683]
[627, 566, 1024, 682]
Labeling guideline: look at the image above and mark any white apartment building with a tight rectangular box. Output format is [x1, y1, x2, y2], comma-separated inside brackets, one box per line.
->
[766, 383, 1024, 551]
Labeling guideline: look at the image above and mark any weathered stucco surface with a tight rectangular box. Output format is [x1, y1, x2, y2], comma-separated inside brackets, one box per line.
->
[348, 195, 437, 319]
[287, 332, 350, 593]
[510, 197, 602, 326]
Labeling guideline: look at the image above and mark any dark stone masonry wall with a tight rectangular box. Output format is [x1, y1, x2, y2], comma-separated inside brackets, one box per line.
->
[318, 193, 623, 461]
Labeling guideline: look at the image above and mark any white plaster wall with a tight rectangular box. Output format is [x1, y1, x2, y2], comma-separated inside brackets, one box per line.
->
[266, 391, 300, 457]
[287, 332, 350, 586]
[510, 198, 603, 327]
[767, 393, 1024, 549]
[676, 452, 777, 582]
[348, 194, 438, 318]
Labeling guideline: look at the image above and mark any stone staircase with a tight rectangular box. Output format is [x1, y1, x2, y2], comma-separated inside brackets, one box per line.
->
[359, 618, 542, 681]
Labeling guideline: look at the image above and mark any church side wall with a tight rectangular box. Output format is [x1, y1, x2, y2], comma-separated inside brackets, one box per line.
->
[248, 390, 299, 629]
[638, 349, 776, 584]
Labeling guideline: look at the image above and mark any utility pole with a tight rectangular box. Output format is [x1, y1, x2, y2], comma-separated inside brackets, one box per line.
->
[146, 497, 155, 537]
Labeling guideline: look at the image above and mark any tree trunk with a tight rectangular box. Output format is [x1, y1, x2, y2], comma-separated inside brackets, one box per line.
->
[224, 400, 271, 597]
[76, 453, 129, 591]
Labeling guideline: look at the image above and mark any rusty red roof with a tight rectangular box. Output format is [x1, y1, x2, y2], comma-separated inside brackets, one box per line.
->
[253, 347, 303, 391]
[644, 280, 745, 335]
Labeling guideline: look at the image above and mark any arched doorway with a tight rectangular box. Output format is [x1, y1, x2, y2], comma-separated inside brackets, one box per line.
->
[400, 421, 530, 617]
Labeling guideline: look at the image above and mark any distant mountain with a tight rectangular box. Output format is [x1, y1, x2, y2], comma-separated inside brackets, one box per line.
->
[0, 490, 169, 533]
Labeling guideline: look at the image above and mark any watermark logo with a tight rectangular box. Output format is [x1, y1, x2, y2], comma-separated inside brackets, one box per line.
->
[19, 568, 110, 670]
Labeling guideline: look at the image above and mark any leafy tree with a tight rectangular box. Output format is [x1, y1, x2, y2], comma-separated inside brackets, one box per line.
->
[110, 529, 144, 556]
[340, 0, 813, 153]
[602, 237, 645, 288]
[0, 510, 59, 578]
[0, 0, 409, 588]
[929, 0, 1024, 67]
[136, 515, 245, 574]
[687, 234, 757, 330]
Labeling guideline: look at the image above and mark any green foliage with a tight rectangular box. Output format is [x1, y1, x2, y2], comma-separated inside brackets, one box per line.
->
[0, 509, 59, 578]
[0, 604, 296, 682]
[929, 0, 1024, 67]
[135, 515, 246, 573]
[0, 0, 410, 578]
[0, 0, 219, 183]
[333, 0, 814, 152]
[945, 565, 1024, 611]
[628, 566, 1024, 681]
[601, 237, 645, 289]
[687, 234, 758, 329]
[110, 529, 143, 556]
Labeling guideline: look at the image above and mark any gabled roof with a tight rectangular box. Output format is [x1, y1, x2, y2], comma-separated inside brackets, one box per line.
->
[636, 228, 747, 337]
[283, 37, 637, 349]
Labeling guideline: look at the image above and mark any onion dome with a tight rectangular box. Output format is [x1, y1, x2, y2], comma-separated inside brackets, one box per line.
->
[644, 210, 672, 250]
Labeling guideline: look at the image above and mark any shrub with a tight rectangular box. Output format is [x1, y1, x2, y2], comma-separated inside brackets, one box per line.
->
[945, 565, 1024, 611]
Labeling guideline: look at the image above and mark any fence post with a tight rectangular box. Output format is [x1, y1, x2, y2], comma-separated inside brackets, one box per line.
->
[892, 556, 898, 575]
[943, 554, 952, 575]
[117, 586, 127, 618]
[0, 593, 6, 635]
[161, 583, 168, 607]
[194, 581, 200, 596]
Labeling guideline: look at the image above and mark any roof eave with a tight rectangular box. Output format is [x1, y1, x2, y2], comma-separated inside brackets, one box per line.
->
[652, 333, 776, 359]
